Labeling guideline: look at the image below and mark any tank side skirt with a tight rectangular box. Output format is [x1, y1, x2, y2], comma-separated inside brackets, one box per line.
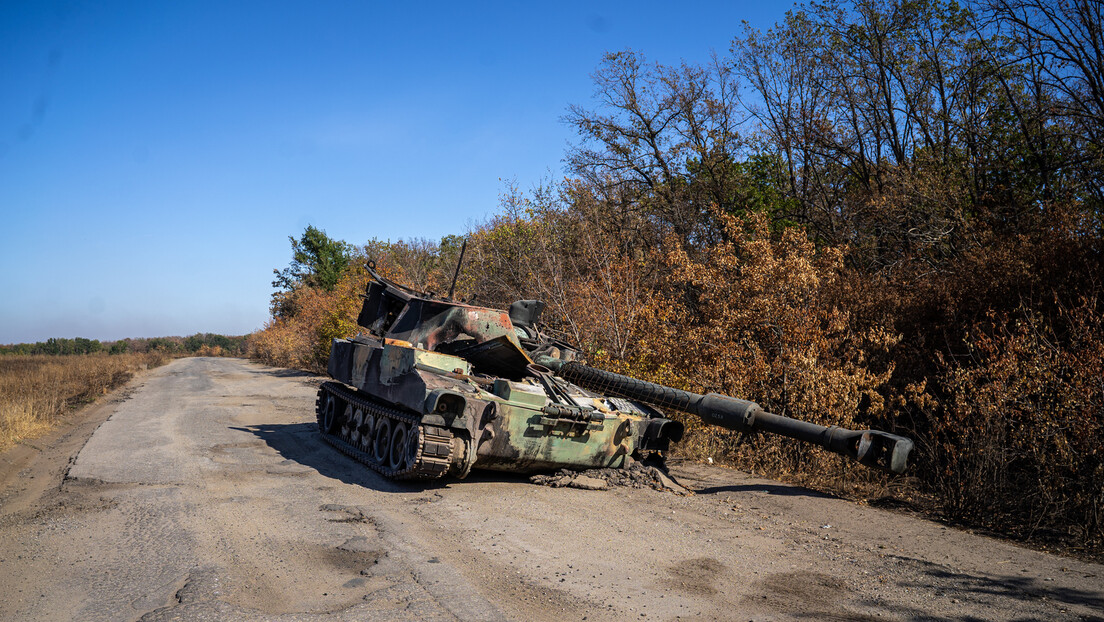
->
[316, 381, 454, 480]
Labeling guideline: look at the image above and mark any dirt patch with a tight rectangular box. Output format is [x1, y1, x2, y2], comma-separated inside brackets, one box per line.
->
[317, 543, 384, 574]
[208, 440, 267, 464]
[744, 570, 879, 621]
[662, 557, 728, 595]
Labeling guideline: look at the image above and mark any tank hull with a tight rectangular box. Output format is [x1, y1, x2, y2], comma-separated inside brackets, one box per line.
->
[322, 336, 668, 478]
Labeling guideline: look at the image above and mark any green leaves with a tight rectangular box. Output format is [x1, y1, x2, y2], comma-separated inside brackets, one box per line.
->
[272, 225, 351, 294]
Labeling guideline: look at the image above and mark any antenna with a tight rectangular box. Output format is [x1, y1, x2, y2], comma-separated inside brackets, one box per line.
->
[447, 240, 468, 300]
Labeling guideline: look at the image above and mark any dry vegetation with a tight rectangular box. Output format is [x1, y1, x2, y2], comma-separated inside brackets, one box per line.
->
[0, 353, 168, 451]
[253, 0, 1104, 556]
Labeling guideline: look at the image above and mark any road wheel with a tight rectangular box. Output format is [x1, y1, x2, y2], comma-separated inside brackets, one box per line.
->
[359, 413, 376, 451]
[349, 409, 365, 446]
[373, 418, 392, 466]
[389, 422, 408, 471]
[322, 394, 340, 433]
[405, 425, 421, 468]
[341, 404, 356, 440]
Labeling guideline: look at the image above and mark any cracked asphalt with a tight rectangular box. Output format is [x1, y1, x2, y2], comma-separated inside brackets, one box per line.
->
[1, 357, 1101, 621]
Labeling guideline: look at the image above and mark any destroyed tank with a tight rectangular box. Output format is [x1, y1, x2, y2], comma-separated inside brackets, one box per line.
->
[317, 260, 914, 481]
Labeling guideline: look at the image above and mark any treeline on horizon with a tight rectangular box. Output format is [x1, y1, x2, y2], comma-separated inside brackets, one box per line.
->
[252, 0, 1103, 556]
[0, 333, 249, 357]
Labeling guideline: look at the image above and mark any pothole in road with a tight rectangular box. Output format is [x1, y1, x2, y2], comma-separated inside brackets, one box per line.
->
[320, 503, 376, 524]
[207, 441, 266, 464]
[320, 542, 387, 574]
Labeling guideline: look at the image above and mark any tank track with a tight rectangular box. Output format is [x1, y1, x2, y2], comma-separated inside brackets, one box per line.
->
[316, 381, 454, 480]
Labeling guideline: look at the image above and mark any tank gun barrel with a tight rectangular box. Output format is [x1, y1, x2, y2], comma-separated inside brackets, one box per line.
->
[536, 358, 912, 474]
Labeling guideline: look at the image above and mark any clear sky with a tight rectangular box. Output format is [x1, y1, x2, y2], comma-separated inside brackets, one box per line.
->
[1, 0, 789, 344]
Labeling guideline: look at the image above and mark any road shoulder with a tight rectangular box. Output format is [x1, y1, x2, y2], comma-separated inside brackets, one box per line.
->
[0, 366, 153, 521]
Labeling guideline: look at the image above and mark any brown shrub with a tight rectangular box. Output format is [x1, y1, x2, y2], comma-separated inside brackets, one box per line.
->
[250, 264, 369, 372]
[194, 344, 223, 357]
[929, 299, 1104, 546]
[623, 212, 900, 492]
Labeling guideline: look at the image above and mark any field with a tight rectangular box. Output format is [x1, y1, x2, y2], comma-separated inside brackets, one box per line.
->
[0, 353, 168, 450]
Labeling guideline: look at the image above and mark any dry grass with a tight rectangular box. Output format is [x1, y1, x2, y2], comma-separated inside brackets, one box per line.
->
[0, 353, 169, 450]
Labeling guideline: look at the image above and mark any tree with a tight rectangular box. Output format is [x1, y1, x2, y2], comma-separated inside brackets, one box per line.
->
[979, 0, 1104, 212]
[272, 225, 351, 294]
[565, 50, 746, 248]
[271, 226, 351, 317]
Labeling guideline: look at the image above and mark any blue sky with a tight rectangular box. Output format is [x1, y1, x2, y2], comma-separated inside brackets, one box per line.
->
[1, 1, 789, 344]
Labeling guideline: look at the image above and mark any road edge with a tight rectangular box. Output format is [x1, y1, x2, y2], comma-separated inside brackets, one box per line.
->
[0, 363, 159, 516]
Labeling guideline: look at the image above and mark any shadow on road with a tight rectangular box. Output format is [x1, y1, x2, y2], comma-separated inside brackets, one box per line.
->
[692, 483, 837, 499]
[233, 422, 411, 493]
[867, 554, 1104, 621]
[230, 362, 323, 390]
[669, 462, 839, 500]
[233, 423, 533, 493]
[264, 369, 318, 379]
[234, 360, 319, 379]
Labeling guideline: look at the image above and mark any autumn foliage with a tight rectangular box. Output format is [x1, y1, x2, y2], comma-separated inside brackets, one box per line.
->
[250, 271, 366, 371]
[631, 213, 900, 486]
[253, 0, 1104, 555]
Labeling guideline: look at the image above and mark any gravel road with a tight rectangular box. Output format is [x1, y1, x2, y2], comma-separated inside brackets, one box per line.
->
[0, 357, 1100, 621]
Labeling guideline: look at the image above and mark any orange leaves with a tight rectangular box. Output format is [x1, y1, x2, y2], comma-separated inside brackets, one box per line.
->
[250, 265, 369, 372]
[623, 211, 900, 483]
